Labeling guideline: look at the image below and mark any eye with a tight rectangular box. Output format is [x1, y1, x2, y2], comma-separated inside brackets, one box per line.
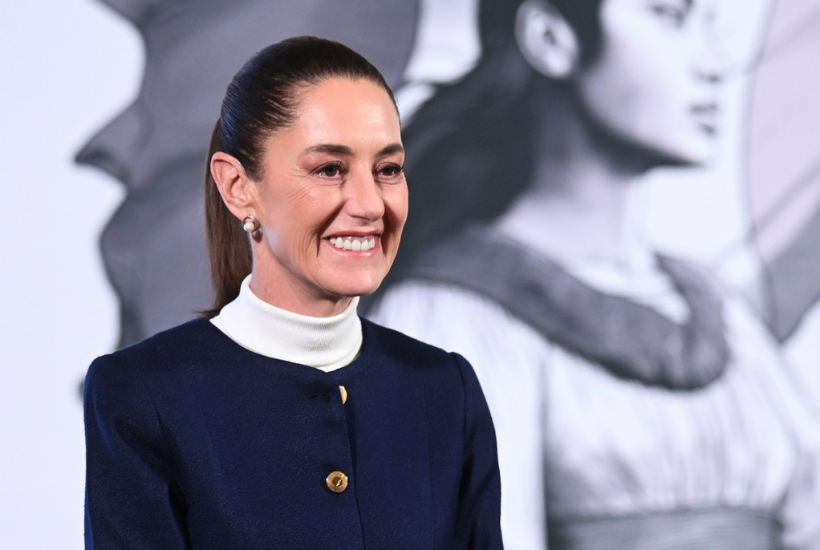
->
[650, 2, 689, 28]
[315, 162, 345, 178]
[375, 163, 404, 182]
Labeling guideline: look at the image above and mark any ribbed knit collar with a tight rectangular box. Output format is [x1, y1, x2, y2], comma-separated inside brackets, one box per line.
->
[210, 275, 362, 372]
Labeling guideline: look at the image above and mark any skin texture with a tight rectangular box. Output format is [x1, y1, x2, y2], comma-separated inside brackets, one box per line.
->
[212, 78, 408, 317]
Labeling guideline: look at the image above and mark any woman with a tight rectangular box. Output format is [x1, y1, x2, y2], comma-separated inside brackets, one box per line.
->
[74, 0, 420, 348]
[83, 36, 502, 549]
[372, 1, 820, 548]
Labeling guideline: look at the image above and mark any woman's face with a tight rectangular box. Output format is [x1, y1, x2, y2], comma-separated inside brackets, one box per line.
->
[77, 0, 419, 342]
[251, 77, 408, 305]
[575, 0, 724, 165]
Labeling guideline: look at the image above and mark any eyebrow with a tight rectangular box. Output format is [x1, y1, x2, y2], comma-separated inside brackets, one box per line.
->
[378, 143, 405, 157]
[306, 144, 354, 156]
[305, 143, 404, 157]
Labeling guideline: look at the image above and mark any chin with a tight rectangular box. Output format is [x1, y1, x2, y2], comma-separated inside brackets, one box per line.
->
[664, 145, 713, 167]
[640, 134, 715, 168]
[321, 273, 386, 300]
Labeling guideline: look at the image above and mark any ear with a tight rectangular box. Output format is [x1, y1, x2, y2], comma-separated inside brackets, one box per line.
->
[210, 152, 258, 221]
[515, 0, 580, 80]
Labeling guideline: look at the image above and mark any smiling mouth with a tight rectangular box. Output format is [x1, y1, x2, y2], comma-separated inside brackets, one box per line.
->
[326, 235, 378, 252]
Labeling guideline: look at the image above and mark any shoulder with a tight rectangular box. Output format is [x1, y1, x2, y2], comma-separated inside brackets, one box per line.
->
[362, 316, 455, 368]
[374, 278, 509, 317]
[368, 279, 547, 357]
[93, 317, 219, 379]
[362, 317, 484, 396]
[362, 318, 493, 436]
[85, 318, 218, 401]
[371, 279, 538, 334]
[111, 317, 217, 366]
[366, 281, 553, 418]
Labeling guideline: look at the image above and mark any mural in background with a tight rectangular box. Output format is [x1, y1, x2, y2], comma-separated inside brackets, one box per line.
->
[371, 0, 820, 548]
[78, 0, 820, 548]
[76, 0, 420, 347]
[748, 0, 820, 343]
[745, 0, 820, 410]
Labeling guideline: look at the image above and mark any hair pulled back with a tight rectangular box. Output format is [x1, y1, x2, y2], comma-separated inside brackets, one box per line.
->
[203, 36, 396, 317]
[384, 0, 603, 286]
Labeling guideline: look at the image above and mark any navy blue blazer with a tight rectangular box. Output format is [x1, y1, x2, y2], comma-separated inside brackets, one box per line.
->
[84, 317, 503, 549]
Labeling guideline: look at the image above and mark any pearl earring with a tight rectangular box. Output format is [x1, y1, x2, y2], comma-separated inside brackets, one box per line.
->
[242, 216, 259, 233]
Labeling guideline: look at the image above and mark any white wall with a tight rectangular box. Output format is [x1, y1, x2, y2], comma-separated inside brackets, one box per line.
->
[0, 1, 141, 547]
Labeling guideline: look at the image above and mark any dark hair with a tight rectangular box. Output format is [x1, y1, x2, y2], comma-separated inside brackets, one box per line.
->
[203, 36, 396, 316]
[386, 0, 603, 281]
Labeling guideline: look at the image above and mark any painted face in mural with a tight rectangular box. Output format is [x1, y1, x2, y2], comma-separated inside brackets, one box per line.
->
[212, 78, 408, 312]
[76, 0, 418, 345]
[516, 0, 724, 166]
[576, 0, 725, 165]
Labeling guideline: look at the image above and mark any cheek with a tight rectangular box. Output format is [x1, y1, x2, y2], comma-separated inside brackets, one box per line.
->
[384, 185, 409, 239]
[264, 184, 336, 259]
[578, 27, 698, 150]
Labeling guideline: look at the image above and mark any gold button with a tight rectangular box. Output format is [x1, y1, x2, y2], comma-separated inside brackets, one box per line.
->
[339, 385, 348, 404]
[326, 471, 348, 493]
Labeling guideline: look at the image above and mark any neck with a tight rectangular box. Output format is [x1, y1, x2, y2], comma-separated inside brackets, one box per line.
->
[249, 246, 353, 318]
[211, 275, 362, 371]
[497, 87, 650, 263]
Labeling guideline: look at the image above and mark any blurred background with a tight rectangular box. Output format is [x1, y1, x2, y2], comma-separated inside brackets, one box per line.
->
[2, 0, 819, 547]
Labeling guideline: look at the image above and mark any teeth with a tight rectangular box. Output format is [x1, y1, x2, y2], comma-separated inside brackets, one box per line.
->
[329, 236, 377, 251]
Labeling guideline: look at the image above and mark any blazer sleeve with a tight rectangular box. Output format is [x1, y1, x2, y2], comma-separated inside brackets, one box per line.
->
[452, 352, 504, 550]
[84, 355, 189, 549]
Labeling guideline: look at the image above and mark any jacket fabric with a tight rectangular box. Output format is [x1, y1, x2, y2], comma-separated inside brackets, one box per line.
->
[84, 317, 503, 549]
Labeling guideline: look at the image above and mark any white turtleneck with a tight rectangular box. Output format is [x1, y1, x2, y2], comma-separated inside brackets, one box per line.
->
[210, 275, 363, 372]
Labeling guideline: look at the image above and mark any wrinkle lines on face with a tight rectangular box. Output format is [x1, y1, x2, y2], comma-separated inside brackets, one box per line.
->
[245, 77, 408, 315]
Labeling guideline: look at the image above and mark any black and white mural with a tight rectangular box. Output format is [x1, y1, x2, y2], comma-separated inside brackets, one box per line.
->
[745, 0, 820, 411]
[6, 0, 819, 547]
[372, 0, 820, 547]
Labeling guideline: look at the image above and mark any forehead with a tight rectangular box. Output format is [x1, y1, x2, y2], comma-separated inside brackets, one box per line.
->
[297, 77, 395, 110]
[289, 78, 400, 138]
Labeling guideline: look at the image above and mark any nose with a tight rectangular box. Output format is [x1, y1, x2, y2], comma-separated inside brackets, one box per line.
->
[343, 167, 385, 222]
[696, 49, 726, 85]
[695, 20, 730, 85]
[75, 101, 148, 189]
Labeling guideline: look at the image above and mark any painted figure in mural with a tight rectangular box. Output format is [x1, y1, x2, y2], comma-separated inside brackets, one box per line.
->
[372, 0, 820, 547]
[76, 0, 419, 347]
